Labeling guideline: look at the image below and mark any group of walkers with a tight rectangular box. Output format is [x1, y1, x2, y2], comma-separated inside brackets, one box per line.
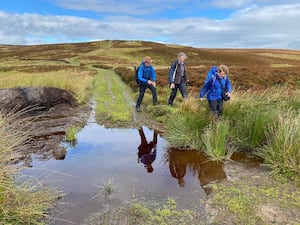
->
[136, 52, 232, 117]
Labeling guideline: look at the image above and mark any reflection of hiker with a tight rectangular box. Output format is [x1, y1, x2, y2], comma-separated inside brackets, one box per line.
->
[199, 65, 232, 118]
[136, 56, 157, 112]
[168, 151, 187, 187]
[198, 160, 226, 195]
[168, 52, 189, 106]
[137, 127, 158, 173]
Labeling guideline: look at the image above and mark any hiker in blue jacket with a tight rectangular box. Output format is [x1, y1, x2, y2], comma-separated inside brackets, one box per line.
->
[168, 52, 189, 106]
[136, 56, 157, 112]
[199, 65, 232, 118]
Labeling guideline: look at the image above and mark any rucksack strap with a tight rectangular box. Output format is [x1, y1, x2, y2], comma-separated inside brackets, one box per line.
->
[172, 61, 178, 83]
[217, 77, 227, 91]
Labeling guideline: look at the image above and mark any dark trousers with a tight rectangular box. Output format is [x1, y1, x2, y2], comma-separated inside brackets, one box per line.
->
[168, 81, 187, 105]
[136, 83, 157, 108]
[208, 100, 223, 117]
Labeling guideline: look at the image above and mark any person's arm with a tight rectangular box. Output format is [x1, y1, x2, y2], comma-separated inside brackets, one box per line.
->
[138, 66, 148, 83]
[151, 66, 156, 82]
[150, 66, 156, 87]
[225, 76, 232, 96]
[184, 65, 189, 83]
[199, 77, 213, 98]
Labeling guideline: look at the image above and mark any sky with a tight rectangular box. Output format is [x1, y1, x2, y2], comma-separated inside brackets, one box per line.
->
[0, 0, 300, 49]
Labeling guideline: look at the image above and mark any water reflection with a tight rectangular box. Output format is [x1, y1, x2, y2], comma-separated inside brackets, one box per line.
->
[166, 149, 226, 194]
[168, 150, 187, 187]
[22, 122, 263, 224]
[137, 127, 158, 173]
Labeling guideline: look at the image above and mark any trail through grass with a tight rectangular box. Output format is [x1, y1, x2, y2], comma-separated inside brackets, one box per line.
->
[94, 69, 134, 126]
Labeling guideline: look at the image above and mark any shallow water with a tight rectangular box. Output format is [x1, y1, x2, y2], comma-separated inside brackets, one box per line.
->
[21, 108, 262, 224]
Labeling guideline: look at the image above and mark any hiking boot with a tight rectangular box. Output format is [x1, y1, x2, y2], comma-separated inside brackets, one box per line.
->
[136, 107, 142, 112]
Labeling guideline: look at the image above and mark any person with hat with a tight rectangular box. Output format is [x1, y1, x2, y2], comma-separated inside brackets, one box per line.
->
[168, 52, 189, 106]
[136, 56, 157, 112]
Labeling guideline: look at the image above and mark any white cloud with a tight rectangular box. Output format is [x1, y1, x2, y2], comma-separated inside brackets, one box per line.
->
[211, 0, 252, 9]
[50, 0, 186, 15]
[0, 3, 300, 49]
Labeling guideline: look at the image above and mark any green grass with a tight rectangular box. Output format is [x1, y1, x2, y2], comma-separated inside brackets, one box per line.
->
[166, 111, 208, 150]
[94, 69, 134, 126]
[201, 120, 236, 161]
[83, 197, 200, 225]
[224, 91, 278, 150]
[0, 69, 96, 104]
[257, 53, 300, 61]
[64, 125, 81, 143]
[210, 177, 300, 225]
[271, 63, 294, 67]
[164, 87, 300, 181]
[256, 112, 300, 180]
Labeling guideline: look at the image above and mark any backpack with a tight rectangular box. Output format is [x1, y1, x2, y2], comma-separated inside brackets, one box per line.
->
[204, 66, 218, 84]
[134, 65, 141, 84]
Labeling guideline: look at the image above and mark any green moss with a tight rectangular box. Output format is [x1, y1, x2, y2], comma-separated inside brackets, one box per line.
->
[210, 178, 300, 225]
[84, 197, 201, 225]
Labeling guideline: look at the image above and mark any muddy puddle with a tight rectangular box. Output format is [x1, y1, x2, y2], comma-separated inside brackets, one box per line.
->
[21, 107, 262, 225]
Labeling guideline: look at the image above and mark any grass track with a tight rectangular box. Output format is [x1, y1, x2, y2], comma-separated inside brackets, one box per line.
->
[94, 69, 134, 126]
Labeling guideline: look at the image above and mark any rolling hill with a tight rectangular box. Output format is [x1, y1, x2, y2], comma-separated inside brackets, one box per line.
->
[0, 40, 299, 91]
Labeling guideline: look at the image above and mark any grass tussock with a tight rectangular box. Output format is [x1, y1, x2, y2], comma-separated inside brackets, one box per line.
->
[167, 112, 208, 150]
[256, 112, 300, 180]
[0, 110, 35, 168]
[65, 125, 81, 143]
[165, 87, 300, 180]
[201, 120, 235, 161]
[0, 111, 57, 224]
[224, 90, 278, 150]
[92, 178, 117, 200]
[0, 177, 58, 224]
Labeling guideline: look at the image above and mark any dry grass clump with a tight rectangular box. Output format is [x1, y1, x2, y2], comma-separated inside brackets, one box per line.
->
[0, 111, 58, 224]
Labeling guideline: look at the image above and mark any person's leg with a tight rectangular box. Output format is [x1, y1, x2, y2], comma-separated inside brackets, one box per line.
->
[216, 100, 224, 117]
[136, 84, 147, 110]
[138, 127, 147, 145]
[148, 85, 158, 105]
[153, 130, 158, 145]
[208, 100, 218, 118]
[178, 81, 187, 99]
[168, 86, 178, 106]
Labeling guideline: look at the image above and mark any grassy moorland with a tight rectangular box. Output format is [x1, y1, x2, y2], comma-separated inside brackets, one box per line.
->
[0, 40, 299, 224]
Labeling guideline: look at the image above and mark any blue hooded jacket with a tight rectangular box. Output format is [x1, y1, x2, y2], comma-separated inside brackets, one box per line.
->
[138, 61, 156, 84]
[199, 75, 232, 101]
[204, 66, 218, 84]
